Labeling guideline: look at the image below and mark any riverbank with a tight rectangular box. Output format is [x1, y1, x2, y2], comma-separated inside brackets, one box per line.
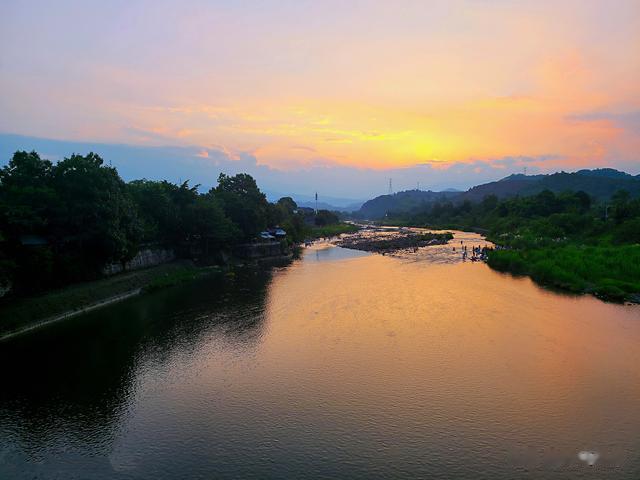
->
[0, 289, 143, 341]
[0, 261, 221, 340]
[378, 219, 640, 303]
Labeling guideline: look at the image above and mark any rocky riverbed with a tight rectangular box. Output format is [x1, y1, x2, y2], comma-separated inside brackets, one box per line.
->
[335, 229, 454, 254]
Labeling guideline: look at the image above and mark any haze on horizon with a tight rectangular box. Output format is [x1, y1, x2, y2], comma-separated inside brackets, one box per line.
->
[1, 0, 639, 198]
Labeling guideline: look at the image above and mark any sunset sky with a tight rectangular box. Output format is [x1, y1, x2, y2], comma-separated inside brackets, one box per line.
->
[1, 0, 639, 198]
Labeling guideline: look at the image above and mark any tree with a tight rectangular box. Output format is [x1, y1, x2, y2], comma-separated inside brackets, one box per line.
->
[481, 194, 498, 213]
[0, 151, 56, 236]
[186, 193, 239, 247]
[212, 173, 268, 240]
[128, 179, 199, 245]
[0, 151, 59, 291]
[611, 189, 631, 223]
[49, 153, 141, 279]
[574, 191, 591, 212]
[314, 209, 339, 226]
[277, 197, 297, 215]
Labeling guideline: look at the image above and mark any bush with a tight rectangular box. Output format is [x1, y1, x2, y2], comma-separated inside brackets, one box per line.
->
[489, 244, 640, 301]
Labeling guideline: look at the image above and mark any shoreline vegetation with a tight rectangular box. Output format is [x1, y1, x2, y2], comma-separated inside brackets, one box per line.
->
[0, 150, 357, 337]
[308, 223, 359, 239]
[380, 189, 640, 303]
[486, 245, 640, 303]
[336, 230, 453, 254]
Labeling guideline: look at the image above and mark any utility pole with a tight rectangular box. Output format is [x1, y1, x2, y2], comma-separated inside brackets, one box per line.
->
[315, 192, 318, 215]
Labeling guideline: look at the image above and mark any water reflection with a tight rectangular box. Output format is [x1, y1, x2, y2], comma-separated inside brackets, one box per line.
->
[1, 247, 640, 479]
[306, 242, 371, 263]
[0, 268, 275, 477]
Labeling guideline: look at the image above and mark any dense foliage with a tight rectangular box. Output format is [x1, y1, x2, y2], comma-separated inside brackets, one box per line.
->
[385, 189, 640, 300]
[0, 151, 339, 296]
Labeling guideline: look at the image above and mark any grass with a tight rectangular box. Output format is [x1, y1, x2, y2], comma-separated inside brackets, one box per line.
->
[0, 261, 218, 336]
[308, 223, 360, 239]
[145, 265, 220, 291]
[488, 244, 640, 301]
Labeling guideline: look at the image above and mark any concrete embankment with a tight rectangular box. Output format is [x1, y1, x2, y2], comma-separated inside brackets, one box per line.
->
[0, 289, 142, 341]
[0, 262, 200, 340]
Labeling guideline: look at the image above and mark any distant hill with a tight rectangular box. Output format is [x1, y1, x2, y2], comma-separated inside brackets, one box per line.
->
[297, 200, 363, 212]
[357, 190, 459, 218]
[263, 190, 365, 210]
[461, 169, 640, 202]
[355, 169, 640, 219]
[575, 168, 635, 179]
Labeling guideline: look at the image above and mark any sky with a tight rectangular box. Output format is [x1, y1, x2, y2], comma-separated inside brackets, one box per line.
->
[1, 0, 639, 200]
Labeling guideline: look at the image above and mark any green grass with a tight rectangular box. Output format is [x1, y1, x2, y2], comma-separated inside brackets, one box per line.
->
[145, 265, 220, 291]
[488, 244, 640, 301]
[0, 261, 217, 336]
[308, 223, 359, 239]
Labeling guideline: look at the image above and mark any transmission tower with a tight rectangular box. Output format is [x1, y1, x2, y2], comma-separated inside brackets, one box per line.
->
[388, 178, 393, 195]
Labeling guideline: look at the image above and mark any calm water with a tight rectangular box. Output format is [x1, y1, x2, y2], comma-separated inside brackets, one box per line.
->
[2, 232, 640, 479]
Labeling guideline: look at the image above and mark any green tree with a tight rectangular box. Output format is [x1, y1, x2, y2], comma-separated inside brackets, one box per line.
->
[49, 153, 141, 279]
[0, 151, 56, 236]
[186, 193, 239, 248]
[277, 196, 297, 215]
[212, 173, 268, 240]
[314, 209, 339, 226]
[611, 189, 631, 223]
[0, 151, 58, 291]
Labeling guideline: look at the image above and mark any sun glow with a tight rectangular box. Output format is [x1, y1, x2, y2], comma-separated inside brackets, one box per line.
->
[1, 0, 638, 173]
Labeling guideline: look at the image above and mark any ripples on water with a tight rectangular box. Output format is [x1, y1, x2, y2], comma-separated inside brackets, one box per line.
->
[1, 231, 640, 479]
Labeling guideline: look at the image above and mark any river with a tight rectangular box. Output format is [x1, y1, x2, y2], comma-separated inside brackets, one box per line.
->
[1, 231, 640, 479]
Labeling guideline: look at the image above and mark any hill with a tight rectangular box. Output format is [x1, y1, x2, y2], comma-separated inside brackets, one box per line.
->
[461, 170, 640, 202]
[297, 200, 363, 212]
[356, 168, 640, 219]
[356, 190, 459, 218]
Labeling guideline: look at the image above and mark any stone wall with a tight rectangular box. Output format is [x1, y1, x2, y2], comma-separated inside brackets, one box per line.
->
[232, 241, 284, 260]
[102, 248, 175, 276]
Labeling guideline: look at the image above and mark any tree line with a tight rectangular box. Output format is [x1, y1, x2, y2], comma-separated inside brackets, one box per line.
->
[386, 189, 640, 248]
[0, 151, 338, 295]
[385, 189, 640, 300]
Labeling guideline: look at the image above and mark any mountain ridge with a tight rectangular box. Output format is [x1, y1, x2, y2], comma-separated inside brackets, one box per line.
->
[356, 168, 640, 218]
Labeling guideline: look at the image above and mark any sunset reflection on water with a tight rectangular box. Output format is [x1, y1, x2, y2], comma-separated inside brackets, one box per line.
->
[1, 238, 639, 478]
